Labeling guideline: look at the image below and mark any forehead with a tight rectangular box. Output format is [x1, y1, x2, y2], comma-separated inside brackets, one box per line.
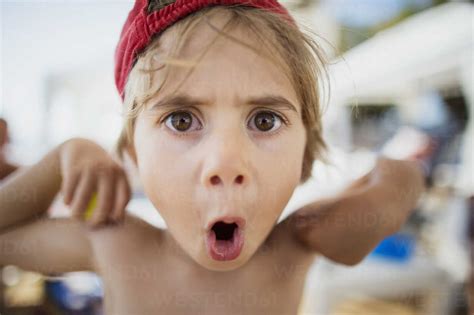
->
[147, 11, 299, 108]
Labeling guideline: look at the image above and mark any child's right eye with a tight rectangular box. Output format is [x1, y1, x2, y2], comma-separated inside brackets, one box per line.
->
[163, 111, 203, 133]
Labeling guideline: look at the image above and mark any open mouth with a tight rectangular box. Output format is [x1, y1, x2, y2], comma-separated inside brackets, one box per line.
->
[206, 218, 245, 261]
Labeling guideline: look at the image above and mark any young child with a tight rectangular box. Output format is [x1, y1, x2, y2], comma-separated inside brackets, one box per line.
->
[0, 1, 425, 314]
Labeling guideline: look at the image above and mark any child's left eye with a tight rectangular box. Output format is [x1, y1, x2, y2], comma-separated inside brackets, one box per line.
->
[248, 111, 287, 133]
[163, 111, 202, 133]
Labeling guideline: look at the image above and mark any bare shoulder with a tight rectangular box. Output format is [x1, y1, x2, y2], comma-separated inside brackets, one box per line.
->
[87, 213, 162, 245]
[86, 213, 164, 271]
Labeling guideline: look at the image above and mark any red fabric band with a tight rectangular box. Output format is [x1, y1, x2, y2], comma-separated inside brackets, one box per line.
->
[114, 0, 295, 100]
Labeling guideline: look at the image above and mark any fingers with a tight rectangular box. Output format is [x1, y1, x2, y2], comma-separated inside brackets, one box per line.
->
[62, 169, 81, 205]
[70, 171, 96, 219]
[111, 176, 131, 223]
[59, 140, 131, 228]
[89, 173, 116, 227]
[73, 167, 130, 228]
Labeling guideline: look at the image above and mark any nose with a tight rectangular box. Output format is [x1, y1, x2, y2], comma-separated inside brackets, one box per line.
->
[200, 130, 250, 188]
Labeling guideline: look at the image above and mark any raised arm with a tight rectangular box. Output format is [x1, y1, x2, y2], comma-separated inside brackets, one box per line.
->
[287, 158, 425, 265]
[0, 139, 131, 273]
[0, 146, 62, 232]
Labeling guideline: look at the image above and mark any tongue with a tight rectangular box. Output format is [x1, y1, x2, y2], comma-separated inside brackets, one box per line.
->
[207, 227, 243, 261]
[214, 237, 234, 254]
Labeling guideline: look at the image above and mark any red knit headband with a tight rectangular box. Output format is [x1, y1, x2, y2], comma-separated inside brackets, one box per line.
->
[114, 0, 295, 100]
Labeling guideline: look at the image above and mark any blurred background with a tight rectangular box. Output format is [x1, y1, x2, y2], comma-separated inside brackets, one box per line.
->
[0, 0, 473, 314]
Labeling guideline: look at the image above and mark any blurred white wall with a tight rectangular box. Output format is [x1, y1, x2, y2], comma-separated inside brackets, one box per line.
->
[1, 1, 132, 163]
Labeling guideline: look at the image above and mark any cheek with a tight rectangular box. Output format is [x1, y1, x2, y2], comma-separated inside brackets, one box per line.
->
[247, 129, 306, 228]
[257, 129, 306, 186]
[134, 127, 203, 257]
[136, 138, 201, 245]
[134, 122, 195, 210]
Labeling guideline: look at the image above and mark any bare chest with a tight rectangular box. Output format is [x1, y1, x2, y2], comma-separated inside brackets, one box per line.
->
[96, 239, 314, 315]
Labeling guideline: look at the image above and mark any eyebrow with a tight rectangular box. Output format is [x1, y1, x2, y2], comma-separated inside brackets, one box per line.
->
[149, 93, 299, 114]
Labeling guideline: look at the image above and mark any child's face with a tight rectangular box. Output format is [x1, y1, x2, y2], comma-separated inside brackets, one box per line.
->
[132, 13, 306, 271]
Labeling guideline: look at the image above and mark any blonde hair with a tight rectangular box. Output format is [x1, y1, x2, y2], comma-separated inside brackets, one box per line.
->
[117, 3, 329, 183]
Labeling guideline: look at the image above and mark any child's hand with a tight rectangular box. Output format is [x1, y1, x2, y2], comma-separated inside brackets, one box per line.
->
[59, 138, 131, 227]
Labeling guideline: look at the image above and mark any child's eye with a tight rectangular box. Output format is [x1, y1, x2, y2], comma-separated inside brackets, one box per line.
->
[248, 111, 286, 133]
[161, 110, 288, 136]
[163, 111, 202, 133]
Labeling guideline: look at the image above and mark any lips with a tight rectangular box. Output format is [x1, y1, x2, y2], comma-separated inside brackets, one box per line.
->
[205, 217, 245, 261]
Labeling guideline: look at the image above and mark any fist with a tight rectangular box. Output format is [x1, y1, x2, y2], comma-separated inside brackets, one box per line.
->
[59, 138, 131, 227]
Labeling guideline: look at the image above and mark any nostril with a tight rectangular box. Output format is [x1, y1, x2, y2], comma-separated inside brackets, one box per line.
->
[235, 175, 243, 184]
[210, 175, 221, 185]
[209, 175, 243, 185]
